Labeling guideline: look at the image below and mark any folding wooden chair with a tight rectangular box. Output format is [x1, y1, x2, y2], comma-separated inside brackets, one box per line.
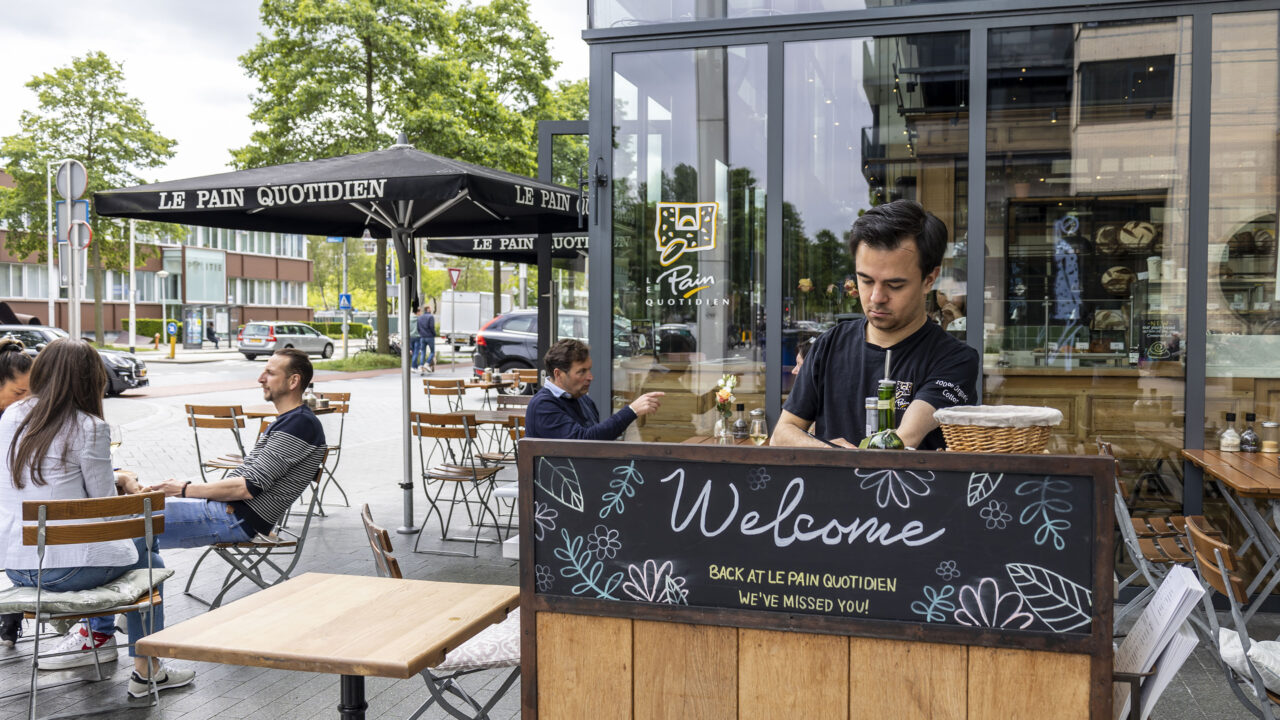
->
[410, 412, 502, 557]
[3, 492, 167, 717]
[183, 449, 328, 609]
[315, 391, 351, 510]
[185, 405, 247, 483]
[361, 505, 519, 720]
[1187, 515, 1280, 719]
[511, 368, 540, 395]
[423, 378, 465, 413]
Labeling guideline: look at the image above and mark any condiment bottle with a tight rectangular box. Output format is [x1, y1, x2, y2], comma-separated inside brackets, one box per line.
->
[1220, 412, 1241, 452]
[860, 379, 904, 449]
[732, 403, 749, 441]
[748, 409, 768, 446]
[864, 397, 877, 438]
[303, 383, 318, 410]
[1241, 413, 1261, 453]
[1262, 421, 1279, 453]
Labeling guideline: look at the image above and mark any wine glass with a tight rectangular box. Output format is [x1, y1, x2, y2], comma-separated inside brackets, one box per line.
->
[109, 424, 124, 458]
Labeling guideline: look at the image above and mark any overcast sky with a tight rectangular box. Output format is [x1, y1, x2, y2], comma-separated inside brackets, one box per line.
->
[0, 0, 590, 182]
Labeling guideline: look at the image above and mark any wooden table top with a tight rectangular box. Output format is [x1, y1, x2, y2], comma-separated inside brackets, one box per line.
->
[135, 573, 518, 679]
[244, 403, 336, 418]
[465, 378, 514, 390]
[1182, 449, 1280, 499]
[681, 436, 758, 446]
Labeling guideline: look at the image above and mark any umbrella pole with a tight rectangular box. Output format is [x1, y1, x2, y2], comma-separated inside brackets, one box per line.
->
[397, 256, 419, 535]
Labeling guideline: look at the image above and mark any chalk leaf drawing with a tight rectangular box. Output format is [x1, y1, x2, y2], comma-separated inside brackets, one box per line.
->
[747, 467, 771, 491]
[532, 501, 558, 541]
[854, 468, 936, 509]
[953, 577, 1035, 629]
[622, 559, 689, 605]
[554, 528, 623, 599]
[600, 461, 645, 519]
[967, 472, 1004, 507]
[980, 500, 1012, 530]
[910, 584, 956, 623]
[1005, 563, 1092, 633]
[534, 564, 554, 592]
[536, 457, 584, 512]
[936, 560, 961, 581]
[1015, 478, 1073, 550]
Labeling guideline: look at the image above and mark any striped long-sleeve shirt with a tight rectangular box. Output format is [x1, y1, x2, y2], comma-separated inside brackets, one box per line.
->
[228, 405, 326, 536]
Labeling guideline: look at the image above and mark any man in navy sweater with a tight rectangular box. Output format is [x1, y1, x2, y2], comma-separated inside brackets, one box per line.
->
[525, 339, 663, 440]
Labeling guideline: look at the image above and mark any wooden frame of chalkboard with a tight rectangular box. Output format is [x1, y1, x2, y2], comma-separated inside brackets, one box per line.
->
[518, 440, 1115, 719]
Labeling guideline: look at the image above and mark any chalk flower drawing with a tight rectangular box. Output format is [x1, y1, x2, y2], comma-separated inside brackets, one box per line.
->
[535, 457, 584, 512]
[533, 501, 558, 541]
[967, 472, 1004, 507]
[535, 564, 554, 592]
[910, 584, 956, 622]
[953, 578, 1035, 629]
[1015, 477, 1073, 550]
[936, 560, 961, 581]
[747, 467, 771, 491]
[854, 468, 936, 509]
[554, 528, 623, 599]
[600, 462, 645, 519]
[1005, 563, 1092, 633]
[980, 500, 1012, 530]
[622, 559, 688, 605]
[585, 524, 622, 560]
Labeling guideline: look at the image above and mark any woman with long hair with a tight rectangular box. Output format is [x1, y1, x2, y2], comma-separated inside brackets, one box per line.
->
[0, 339, 193, 695]
[0, 338, 32, 647]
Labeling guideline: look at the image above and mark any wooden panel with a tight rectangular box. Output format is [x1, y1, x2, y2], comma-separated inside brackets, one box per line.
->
[633, 620, 736, 720]
[739, 629, 848, 720]
[968, 647, 1091, 720]
[537, 612, 632, 720]
[848, 637, 966, 720]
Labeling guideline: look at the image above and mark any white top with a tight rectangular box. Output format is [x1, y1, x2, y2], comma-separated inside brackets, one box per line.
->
[933, 404, 1064, 428]
[0, 397, 138, 570]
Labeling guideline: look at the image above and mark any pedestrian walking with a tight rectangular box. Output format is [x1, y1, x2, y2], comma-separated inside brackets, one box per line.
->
[417, 304, 437, 374]
[409, 306, 424, 371]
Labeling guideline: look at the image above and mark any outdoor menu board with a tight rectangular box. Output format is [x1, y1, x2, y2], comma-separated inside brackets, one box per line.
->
[529, 450, 1096, 635]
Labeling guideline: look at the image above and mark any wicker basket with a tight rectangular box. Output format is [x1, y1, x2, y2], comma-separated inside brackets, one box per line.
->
[933, 405, 1063, 454]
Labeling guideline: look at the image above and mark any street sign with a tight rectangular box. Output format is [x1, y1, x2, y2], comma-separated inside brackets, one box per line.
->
[55, 200, 90, 241]
[67, 220, 92, 249]
[166, 321, 178, 336]
[326, 236, 345, 243]
[448, 267, 461, 289]
[55, 159, 87, 200]
[338, 293, 353, 310]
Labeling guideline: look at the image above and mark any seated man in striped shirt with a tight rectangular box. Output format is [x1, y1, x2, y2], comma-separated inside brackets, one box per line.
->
[143, 348, 327, 546]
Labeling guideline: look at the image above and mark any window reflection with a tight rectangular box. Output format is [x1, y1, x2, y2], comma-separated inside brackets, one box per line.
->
[592, 0, 971, 28]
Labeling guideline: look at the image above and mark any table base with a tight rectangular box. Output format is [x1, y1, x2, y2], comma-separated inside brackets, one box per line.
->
[340, 675, 367, 720]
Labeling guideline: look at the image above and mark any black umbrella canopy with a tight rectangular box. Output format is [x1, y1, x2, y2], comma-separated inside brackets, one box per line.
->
[93, 140, 586, 239]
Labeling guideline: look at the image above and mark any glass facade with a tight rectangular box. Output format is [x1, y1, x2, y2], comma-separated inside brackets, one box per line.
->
[591, 0, 970, 28]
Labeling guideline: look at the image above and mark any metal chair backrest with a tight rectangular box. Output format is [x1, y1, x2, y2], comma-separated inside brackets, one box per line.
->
[423, 379, 465, 412]
[186, 404, 247, 479]
[360, 504, 402, 580]
[497, 394, 532, 411]
[1187, 515, 1247, 604]
[22, 491, 166, 550]
[410, 411, 479, 471]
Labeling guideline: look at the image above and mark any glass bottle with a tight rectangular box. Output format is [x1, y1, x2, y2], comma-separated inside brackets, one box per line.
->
[748, 408, 769, 446]
[1262, 421, 1279, 453]
[1219, 412, 1241, 452]
[732, 403, 749, 441]
[864, 397, 877, 438]
[303, 382, 318, 410]
[861, 379, 904, 449]
[1241, 413, 1261, 453]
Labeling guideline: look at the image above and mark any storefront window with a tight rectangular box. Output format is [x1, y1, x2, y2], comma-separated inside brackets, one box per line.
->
[783, 32, 969, 396]
[591, 0, 970, 29]
[611, 46, 768, 441]
[982, 19, 1191, 506]
[1205, 11, 1280, 446]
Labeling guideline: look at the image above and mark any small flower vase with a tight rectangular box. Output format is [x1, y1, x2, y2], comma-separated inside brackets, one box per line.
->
[714, 412, 733, 444]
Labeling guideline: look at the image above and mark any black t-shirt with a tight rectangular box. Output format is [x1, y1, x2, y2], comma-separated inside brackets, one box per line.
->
[783, 318, 979, 450]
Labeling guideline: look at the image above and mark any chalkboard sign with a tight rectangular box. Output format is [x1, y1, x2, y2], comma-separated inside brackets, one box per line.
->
[530, 451, 1098, 636]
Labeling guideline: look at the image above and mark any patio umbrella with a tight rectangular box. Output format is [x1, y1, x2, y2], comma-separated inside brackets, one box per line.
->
[95, 134, 585, 535]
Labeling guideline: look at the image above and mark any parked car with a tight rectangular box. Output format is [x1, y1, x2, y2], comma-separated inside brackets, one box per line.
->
[473, 309, 588, 393]
[0, 325, 148, 396]
[237, 321, 335, 360]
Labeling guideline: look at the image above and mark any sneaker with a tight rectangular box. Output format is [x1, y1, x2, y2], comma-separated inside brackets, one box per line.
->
[0, 613, 20, 648]
[127, 665, 196, 698]
[37, 627, 118, 670]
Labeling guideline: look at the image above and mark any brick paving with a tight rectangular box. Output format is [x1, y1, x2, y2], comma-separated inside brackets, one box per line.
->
[0, 361, 1267, 719]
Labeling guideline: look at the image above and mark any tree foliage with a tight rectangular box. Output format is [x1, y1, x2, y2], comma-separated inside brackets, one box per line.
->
[0, 51, 176, 340]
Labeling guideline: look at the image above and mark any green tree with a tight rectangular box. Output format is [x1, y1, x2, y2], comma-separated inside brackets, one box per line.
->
[0, 51, 176, 341]
[235, 0, 563, 353]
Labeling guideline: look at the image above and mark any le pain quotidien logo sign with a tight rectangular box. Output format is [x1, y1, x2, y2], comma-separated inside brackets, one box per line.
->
[154, 179, 584, 212]
[647, 202, 728, 307]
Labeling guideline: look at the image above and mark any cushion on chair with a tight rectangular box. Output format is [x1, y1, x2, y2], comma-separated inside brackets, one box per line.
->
[433, 608, 521, 673]
[0, 568, 174, 615]
[1219, 627, 1280, 694]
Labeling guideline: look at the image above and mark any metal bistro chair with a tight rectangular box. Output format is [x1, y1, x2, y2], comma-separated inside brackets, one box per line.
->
[314, 392, 352, 510]
[423, 378, 466, 413]
[183, 449, 328, 609]
[490, 417, 526, 541]
[410, 412, 502, 557]
[4, 492, 168, 718]
[361, 505, 520, 720]
[1187, 515, 1280, 719]
[185, 404, 247, 483]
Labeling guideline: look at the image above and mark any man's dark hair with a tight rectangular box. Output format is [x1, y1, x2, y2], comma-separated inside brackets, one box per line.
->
[848, 199, 948, 278]
[273, 347, 313, 390]
[544, 339, 590, 378]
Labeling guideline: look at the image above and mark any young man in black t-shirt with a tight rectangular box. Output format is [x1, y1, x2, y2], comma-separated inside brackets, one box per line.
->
[773, 200, 978, 450]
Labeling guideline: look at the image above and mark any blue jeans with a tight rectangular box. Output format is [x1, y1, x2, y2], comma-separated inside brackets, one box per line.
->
[424, 336, 436, 366]
[410, 337, 425, 368]
[6, 537, 163, 658]
[158, 499, 253, 549]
